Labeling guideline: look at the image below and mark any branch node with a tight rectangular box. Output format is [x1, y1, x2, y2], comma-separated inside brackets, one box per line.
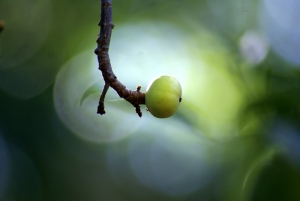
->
[135, 105, 142, 117]
[102, 2, 111, 7]
[94, 48, 100, 55]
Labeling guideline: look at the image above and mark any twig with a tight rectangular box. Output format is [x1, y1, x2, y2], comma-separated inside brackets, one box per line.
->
[94, 0, 145, 117]
[0, 20, 4, 34]
[97, 83, 110, 114]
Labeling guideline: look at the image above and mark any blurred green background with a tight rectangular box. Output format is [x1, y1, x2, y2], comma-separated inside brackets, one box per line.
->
[1, 0, 300, 200]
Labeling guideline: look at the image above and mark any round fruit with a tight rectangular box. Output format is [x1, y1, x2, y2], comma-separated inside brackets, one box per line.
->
[145, 75, 182, 118]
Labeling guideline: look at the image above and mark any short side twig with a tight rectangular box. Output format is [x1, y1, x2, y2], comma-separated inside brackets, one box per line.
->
[97, 83, 110, 115]
[94, 0, 145, 117]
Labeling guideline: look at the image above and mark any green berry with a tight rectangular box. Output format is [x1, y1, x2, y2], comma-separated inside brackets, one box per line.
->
[145, 75, 182, 118]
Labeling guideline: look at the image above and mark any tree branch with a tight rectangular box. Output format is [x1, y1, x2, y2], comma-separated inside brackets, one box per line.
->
[94, 0, 145, 117]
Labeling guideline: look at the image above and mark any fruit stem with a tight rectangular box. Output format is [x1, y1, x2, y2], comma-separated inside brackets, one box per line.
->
[95, 0, 145, 117]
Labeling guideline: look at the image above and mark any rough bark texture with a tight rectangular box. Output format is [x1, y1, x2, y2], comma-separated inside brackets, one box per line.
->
[94, 0, 145, 117]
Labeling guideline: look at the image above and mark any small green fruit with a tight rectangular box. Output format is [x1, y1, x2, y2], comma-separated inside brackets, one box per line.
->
[145, 75, 182, 118]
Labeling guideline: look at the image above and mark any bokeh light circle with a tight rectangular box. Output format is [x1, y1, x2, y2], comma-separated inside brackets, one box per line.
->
[0, 0, 52, 69]
[128, 120, 218, 196]
[109, 22, 191, 89]
[7, 145, 43, 201]
[260, 0, 300, 65]
[54, 22, 193, 143]
[0, 132, 42, 200]
[54, 51, 141, 143]
[239, 31, 269, 65]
